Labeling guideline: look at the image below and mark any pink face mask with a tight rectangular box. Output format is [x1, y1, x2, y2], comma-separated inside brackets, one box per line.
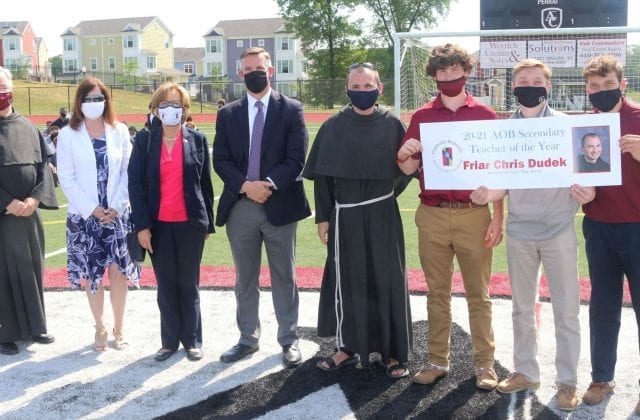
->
[436, 76, 467, 97]
[0, 92, 13, 111]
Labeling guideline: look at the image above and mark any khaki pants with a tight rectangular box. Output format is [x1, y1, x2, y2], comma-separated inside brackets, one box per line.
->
[415, 204, 495, 369]
[507, 224, 580, 385]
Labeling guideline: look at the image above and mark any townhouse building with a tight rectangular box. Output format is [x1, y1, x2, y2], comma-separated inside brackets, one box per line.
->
[0, 21, 47, 78]
[61, 17, 186, 82]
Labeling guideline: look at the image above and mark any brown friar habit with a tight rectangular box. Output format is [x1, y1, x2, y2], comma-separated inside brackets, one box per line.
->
[302, 105, 413, 365]
[0, 109, 58, 343]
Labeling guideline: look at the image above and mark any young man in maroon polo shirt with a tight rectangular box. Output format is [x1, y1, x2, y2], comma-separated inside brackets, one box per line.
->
[397, 44, 504, 390]
[579, 55, 640, 415]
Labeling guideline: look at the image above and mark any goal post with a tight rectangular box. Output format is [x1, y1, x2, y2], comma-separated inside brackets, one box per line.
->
[393, 26, 640, 123]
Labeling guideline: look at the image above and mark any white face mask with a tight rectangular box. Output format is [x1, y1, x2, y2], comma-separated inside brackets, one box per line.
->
[81, 101, 105, 120]
[158, 106, 183, 127]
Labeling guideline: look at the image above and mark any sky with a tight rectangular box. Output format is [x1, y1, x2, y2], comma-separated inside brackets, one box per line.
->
[11, 0, 640, 56]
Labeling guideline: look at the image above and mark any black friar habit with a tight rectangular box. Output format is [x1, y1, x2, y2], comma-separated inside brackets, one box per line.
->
[0, 109, 58, 343]
[302, 105, 413, 365]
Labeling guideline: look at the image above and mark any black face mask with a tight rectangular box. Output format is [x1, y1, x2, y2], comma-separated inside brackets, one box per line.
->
[513, 86, 547, 108]
[243, 71, 269, 94]
[589, 88, 622, 112]
[347, 89, 379, 111]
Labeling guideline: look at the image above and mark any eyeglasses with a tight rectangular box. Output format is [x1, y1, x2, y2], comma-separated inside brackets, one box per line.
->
[158, 100, 183, 109]
[83, 95, 105, 103]
[348, 62, 375, 72]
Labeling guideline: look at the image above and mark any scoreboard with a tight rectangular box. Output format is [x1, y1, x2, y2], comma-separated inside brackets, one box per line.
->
[480, 0, 628, 30]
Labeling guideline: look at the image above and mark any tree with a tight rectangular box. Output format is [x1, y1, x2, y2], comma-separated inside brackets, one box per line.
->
[49, 55, 63, 81]
[363, 0, 453, 48]
[116, 60, 139, 89]
[277, 0, 361, 83]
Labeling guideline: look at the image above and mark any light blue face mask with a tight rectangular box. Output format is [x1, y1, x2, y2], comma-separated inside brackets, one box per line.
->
[158, 106, 183, 126]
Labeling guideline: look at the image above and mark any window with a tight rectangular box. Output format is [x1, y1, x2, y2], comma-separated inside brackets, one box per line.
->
[8, 39, 17, 51]
[4, 58, 20, 70]
[165, 37, 170, 48]
[276, 82, 297, 97]
[63, 38, 76, 52]
[108, 57, 116, 70]
[90, 58, 98, 71]
[108, 38, 114, 45]
[206, 39, 221, 53]
[207, 62, 223, 77]
[236, 40, 243, 48]
[233, 83, 245, 98]
[277, 60, 293, 74]
[90, 39, 96, 46]
[279, 37, 290, 51]
[124, 35, 135, 49]
[63, 59, 77, 72]
[258, 39, 264, 47]
[236, 60, 242, 73]
[184, 63, 194, 74]
[146, 56, 156, 70]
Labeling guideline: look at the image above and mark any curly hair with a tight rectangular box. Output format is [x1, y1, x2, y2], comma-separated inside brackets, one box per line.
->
[582, 55, 623, 82]
[426, 44, 474, 77]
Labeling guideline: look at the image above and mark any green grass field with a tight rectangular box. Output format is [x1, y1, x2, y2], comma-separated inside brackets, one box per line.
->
[39, 121, 591, 277]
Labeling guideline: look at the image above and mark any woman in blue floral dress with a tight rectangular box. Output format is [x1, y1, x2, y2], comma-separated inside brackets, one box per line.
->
[57, 77, 139, 351]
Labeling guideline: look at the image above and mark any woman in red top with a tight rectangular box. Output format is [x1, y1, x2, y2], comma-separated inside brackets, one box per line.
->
[128, 83, 214, 362]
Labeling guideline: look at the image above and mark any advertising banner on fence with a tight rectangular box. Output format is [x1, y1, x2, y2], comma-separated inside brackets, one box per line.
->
[420, 113, 621, 190]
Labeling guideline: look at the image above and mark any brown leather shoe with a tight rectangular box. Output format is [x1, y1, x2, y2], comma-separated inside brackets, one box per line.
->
[583, 382, 614, 405]
[412, 364, 448, 385]
[476, 367, 498, 391]
[555, 384, 578, 411]
[497, 372, 540, 394]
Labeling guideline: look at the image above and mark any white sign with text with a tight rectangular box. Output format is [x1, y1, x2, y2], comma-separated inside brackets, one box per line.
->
[420, 113, 621, 190]
[577, 38, 627, 66]
[480, 41, 527, 68]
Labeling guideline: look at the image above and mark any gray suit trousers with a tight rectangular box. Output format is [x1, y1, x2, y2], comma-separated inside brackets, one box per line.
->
[226, 198, 299, 347]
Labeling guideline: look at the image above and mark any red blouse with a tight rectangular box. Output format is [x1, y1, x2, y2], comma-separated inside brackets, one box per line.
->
[158, 130, 188, 222]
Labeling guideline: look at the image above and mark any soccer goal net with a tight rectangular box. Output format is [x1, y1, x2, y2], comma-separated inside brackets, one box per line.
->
[394, 27, 640, 123]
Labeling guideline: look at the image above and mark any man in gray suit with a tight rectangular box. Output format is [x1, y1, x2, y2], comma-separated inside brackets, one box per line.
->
[213, 47, 311, 367]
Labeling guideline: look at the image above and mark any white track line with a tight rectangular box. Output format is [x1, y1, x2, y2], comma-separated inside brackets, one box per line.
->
[45, 248, 66, 259]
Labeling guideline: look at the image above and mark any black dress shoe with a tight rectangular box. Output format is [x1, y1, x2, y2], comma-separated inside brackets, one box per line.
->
[220, 343, 259, 363]
[186, 348, 203, 361]
[0, 342, 19, 355]
[33, 334, 55, 344]
[282, 343, 302, 368]
[154, 349, 175, 362]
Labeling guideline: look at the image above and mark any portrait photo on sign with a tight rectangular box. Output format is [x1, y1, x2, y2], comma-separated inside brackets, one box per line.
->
[572, 125, 611, 173]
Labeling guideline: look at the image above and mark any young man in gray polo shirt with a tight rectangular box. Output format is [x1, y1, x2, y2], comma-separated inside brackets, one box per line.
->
[471, 59, 595, 411]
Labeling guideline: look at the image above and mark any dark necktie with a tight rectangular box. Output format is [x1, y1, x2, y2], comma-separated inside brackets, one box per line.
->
[247, 101, 264, 181]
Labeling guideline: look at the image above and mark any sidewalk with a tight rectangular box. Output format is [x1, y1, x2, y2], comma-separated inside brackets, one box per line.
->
[1, 290, 638, 419]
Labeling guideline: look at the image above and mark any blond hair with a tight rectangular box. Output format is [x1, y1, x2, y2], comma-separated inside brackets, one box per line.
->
[513, 59, 551, 79]
[150, 82, 191, 122]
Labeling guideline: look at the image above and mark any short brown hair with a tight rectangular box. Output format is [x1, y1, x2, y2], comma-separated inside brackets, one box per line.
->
[70, 77, 116, 130]
[513, 58, 551, 79]
[582, 55, 624, 82]
[240, 47, 272, 67]
[426, 44, 474, 77]
[345, 66, 381, 86]
[150, 82, 191, 122]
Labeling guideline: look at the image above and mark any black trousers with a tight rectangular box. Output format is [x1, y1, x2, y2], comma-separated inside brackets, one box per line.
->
[150, 221, 205, 350]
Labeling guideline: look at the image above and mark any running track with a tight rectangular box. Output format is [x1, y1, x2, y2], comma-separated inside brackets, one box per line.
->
[42, 267, 633, 304]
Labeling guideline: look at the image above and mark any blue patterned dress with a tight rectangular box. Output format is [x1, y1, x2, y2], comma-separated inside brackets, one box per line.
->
[66, 137, 140, 292]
